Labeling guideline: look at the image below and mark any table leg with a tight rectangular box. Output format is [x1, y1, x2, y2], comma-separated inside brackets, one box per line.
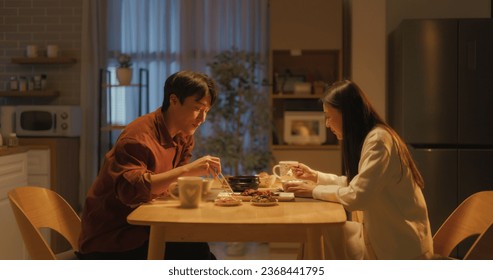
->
[297, 243, 305, 260]
[148, 226, 166, 260]
[304, 228, 323, 259]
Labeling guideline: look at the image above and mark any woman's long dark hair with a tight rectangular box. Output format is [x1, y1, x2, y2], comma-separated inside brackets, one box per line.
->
[323, 80, 424, 188]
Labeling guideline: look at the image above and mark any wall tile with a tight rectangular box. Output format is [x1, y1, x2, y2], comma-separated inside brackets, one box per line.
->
[0, 0, 82, 106]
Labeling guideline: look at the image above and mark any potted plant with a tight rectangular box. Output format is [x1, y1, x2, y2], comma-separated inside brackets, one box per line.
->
[116, 53, 132, 85]
[194, 47, 273, 176]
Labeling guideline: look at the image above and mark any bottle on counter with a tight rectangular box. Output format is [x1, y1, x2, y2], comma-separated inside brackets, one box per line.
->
[28, 77, 34, 91]
[7, 133, 19, 147]
[34, 75, 42, 90]
[41, 74, 47, 90]
[19, 76, 27, 92]
[9, 76, 18, 91]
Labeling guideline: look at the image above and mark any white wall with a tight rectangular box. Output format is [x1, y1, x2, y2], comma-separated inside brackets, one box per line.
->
[350, 0, 387, 118]
[350, 0, 491, 120]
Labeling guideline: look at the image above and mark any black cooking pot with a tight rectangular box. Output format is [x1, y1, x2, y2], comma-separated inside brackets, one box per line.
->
[226, 175, 260, 192]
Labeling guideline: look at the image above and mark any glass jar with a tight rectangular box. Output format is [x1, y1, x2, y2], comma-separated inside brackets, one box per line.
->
[28, 77, 34, 91]
[7, 133, 19, 147]
[19, 76, 27, 92]
[33, 75, 42, 90]
[9, 76, 18, 91]
[41, 74, 47, 90]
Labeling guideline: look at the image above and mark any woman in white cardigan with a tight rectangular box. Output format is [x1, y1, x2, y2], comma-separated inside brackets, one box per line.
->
[284, 80, 433, 259]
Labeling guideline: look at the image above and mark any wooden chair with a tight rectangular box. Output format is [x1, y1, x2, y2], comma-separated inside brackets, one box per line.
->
[8, 186, 81, 260]
[433, 190, 493, 259]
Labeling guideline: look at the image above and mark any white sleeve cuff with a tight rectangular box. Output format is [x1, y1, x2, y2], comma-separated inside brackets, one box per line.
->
[317, 171, 346, 187]
[312, 184, 341, 203]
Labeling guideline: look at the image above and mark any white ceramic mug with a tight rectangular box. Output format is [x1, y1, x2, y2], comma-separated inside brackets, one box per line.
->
[26, 45, 38, 58]
[169, 177, 203, 208]
[272, 160, 299, 181]
[202, 178, 214, 196]
[47, 45, 59, 58]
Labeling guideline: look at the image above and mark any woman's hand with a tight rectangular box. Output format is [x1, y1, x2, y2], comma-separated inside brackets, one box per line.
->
[291, 163, 318, 182]
[283, 181, 316, 198]
[186, 155, 221, 177]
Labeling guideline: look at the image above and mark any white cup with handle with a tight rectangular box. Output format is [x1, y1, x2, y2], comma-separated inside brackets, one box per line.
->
[169, 176, 203, 208]
[272, 160, 298, 181]
[202, 178, 214, 196]
[26, 45, 38, 58]
[47, 45, 59, 58]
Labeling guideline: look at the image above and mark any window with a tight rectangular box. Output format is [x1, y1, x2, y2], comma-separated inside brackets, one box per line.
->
[106, 0, 269, 117]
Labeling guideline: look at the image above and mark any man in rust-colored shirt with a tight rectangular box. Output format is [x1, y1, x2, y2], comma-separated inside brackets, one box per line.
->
[77, 71, 220, 259]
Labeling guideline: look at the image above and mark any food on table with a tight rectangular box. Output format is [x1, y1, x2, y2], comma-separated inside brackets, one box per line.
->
[214, 196, 242, 206]
[241, 189, 275, 197]
[257, 172, 277, 188]
[250, 191, 277, 203]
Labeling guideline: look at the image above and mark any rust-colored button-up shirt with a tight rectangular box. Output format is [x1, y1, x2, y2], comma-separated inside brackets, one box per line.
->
[79, 108, 193, 253]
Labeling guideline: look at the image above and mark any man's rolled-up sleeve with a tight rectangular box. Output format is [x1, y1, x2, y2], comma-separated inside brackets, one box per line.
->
[111, 140, 154, 206]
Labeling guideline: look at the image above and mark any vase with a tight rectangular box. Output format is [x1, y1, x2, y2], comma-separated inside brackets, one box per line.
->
[116, 68, 132, 85]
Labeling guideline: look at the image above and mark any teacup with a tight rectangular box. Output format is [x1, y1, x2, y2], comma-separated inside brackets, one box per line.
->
[272, 160, 298, 181]
[202, 178, 214, 195]
[169, 176, 203, 208]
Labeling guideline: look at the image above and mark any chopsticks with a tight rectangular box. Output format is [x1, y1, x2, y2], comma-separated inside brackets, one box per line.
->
[212, 168, 234, 193]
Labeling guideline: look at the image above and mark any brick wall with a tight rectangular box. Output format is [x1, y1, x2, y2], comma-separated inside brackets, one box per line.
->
[0, 0, 82, 105]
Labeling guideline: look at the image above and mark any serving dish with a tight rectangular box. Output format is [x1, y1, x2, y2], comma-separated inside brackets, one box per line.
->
[232, 192, 294, 202]
[226, 175, 260, 192]
[214, 197, 242, 207]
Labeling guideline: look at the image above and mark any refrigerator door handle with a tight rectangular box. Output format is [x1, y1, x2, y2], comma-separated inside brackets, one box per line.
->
[467, 40, 476, 70]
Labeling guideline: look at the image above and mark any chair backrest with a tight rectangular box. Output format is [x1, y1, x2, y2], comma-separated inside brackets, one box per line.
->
[8, 186, 81, 260]
[433, 190, 493, 259]
[465, 222, 493, 259]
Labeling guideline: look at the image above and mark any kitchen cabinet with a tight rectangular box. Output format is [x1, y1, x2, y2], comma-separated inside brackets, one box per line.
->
[0, 90, 59, 98]
[26, 149, 51, 188]
[18, 137, 80, 254]
[0, 151, 28, 260]
[18, 138, 79, 211]
[0, 149, 57, 259]
[98, 68, 149, 169]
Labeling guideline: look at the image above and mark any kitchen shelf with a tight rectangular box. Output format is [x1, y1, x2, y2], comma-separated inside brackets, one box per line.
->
[272, 144, 339, 151]
[98, 68, 149, 169]
[6, 56, 77, 103]
[270, 49, 340, 149]
[272, 93, 324, 99]
[102, 84, 146, 88]
[11, 57, 77, 64]
[0, 90, 59, 97]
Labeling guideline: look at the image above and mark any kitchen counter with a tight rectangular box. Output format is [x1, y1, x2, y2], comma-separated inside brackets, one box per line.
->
[0, 146, 29, 157]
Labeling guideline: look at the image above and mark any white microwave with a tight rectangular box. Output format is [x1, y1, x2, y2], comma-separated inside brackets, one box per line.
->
[15, 105, 82, 137]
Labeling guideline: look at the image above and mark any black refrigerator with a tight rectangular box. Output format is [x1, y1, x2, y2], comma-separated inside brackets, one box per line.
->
[389, 18, 493, 243]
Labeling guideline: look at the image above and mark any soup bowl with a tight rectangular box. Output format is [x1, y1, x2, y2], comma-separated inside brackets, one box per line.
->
[226, 175, 260, 192]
